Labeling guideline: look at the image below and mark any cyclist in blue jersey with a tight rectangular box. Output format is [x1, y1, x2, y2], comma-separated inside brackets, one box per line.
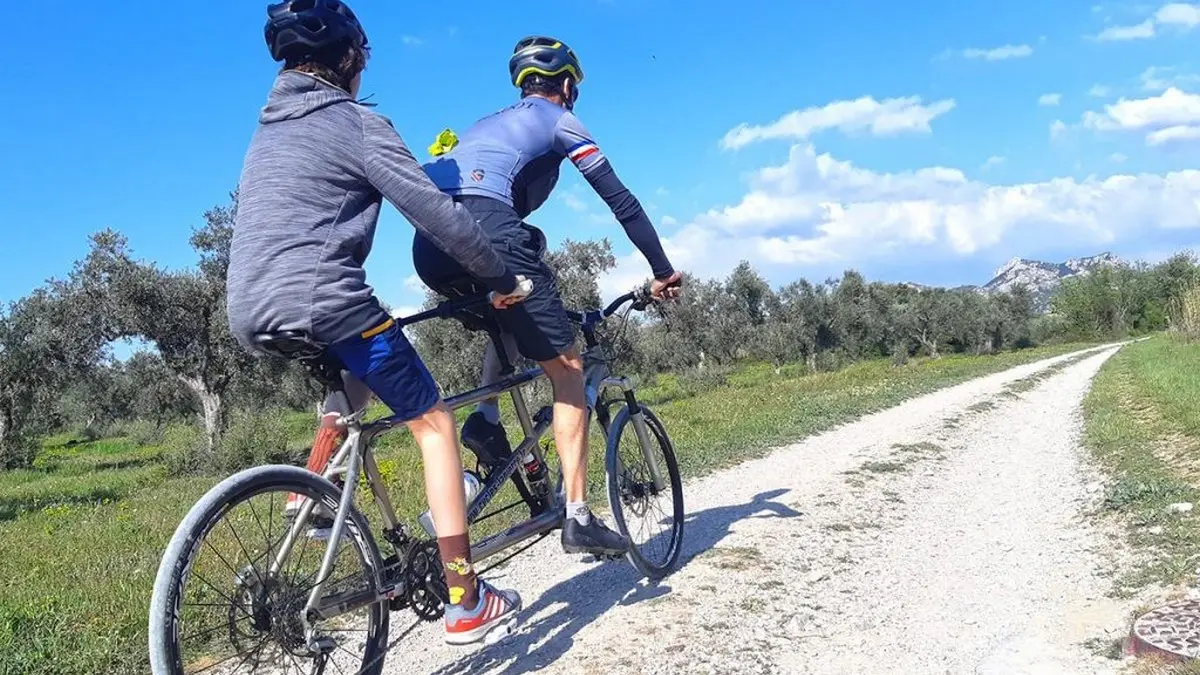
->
[413, 36, 683, 558]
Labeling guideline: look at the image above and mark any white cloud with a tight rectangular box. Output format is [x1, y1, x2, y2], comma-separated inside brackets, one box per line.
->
[1050, 119, 1068, 137]
[1156, 2, 1200, 27]
[1089, 84, 1113, 97]
[661, 215, 679, 227]
[562, 192, 588, 212]
[401, 35, 423, 46]
[1084, 87, 1200, 145]
[1148, 124, 1200, 145]
[721, 95, 956, 149]
[1093, 3, 1200, 40]
[403, 274, 426, 295]
[982, 156, 1006, 170]
[1039, 93, 1063, 106]
[655, 187, 670, 197]
[1095, 19, 1157, 40]
[961, 44, 1034, 60]
[599, 142, 1200, 298]
[1141, 65, 1200, 91]
[1111, 152, 1128, 163]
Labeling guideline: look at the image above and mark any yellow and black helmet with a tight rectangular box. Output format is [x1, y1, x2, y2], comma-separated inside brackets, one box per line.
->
[508, 36, 584, 88]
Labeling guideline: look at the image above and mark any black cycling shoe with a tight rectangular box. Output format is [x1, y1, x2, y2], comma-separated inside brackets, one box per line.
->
[561, 513, 630, 557]
[461, 411, 513, 467]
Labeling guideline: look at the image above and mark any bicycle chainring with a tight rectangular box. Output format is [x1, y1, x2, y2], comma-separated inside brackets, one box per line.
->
[405, 540, 449, 622]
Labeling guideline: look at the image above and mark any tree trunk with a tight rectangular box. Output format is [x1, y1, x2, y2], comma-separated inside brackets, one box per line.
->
[915, 329, 939, 359]
[806, 351, 817, 373]
[179, 375, 223, 451]
[0, 408, 9, 465]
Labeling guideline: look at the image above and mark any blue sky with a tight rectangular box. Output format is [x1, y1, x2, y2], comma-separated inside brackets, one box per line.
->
[4, 0, 1200, 315]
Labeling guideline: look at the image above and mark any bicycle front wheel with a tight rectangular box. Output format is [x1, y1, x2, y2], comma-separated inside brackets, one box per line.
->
[605, 405, 685, 580]
[149, 465, 389, 675]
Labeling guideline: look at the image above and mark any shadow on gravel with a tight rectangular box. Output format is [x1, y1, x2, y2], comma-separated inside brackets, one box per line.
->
[432, 489, 802, 675]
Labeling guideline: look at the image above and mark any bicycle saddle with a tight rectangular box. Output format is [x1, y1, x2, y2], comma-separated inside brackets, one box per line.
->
[251, 330, 327, 360]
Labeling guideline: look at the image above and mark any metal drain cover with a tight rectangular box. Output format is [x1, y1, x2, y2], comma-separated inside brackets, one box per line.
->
[1130, 598, 1200, 661]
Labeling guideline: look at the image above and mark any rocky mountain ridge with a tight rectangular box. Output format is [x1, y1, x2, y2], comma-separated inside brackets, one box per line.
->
[900, 253, 1126, 312]
[980, 252, 1124, 311]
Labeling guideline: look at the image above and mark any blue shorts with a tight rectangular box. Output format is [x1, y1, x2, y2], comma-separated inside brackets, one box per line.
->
[329, 318, 440, 421]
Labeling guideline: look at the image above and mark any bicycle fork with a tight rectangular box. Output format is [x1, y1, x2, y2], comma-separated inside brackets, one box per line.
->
[599, 375, 667, 492]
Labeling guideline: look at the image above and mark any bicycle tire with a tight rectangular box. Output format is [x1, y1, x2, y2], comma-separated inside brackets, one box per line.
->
[148, 465, 389, 675]
[604, 405, 685, 580]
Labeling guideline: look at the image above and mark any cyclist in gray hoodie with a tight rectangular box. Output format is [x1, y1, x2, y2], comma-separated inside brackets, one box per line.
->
[227, 0, 525, 646]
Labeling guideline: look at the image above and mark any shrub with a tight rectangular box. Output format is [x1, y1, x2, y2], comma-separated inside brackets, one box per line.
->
[216, 409, 305, 474]
[125, 419, 164, 447]
[160, 424, 209, 476]
[678, 365, 733, 395]
[103, 418, 163, 447]
[1170, 282, 1200, 342]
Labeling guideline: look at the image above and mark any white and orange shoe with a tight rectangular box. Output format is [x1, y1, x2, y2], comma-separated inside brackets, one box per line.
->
[443, 581, 521, 646]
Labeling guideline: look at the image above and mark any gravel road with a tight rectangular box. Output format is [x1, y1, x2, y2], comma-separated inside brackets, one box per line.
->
[374, 344, 1136, 675]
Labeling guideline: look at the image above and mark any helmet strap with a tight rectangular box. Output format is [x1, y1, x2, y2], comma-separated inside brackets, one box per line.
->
[562, 79, 577, 111]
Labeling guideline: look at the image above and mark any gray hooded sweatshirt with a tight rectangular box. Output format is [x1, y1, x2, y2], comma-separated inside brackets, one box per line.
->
[227, 71, 516, 347]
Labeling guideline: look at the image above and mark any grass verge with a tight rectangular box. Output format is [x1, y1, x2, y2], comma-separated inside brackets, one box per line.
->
[1083, 335, 1200, 597]
[0, 340, 1098, 674]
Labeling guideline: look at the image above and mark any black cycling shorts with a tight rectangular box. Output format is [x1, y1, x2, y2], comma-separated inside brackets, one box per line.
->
[412, 196, 576, 363]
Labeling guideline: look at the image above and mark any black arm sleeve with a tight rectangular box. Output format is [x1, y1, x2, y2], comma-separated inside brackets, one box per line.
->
[582, 159, 675, 279]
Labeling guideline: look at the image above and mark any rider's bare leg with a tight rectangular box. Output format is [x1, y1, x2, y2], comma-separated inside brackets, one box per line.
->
[542, 347, 627, 554]
[405, 401, 481, 609]
[539, 349, 588, 504]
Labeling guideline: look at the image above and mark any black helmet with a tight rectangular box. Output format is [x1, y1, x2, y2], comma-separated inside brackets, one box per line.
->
[264, 0, 368, 63]
[508, 36, 584, 88]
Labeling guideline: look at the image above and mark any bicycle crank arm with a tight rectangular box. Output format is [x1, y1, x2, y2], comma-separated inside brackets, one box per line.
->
[471, 506, 561, 562]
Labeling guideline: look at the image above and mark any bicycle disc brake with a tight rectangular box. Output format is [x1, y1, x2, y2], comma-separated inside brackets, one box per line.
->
[405, 540, 449, 622]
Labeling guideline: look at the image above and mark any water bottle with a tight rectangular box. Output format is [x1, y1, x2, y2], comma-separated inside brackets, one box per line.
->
[418, 471, 481, 537]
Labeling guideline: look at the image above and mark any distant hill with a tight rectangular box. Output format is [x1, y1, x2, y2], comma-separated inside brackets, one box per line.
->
[899, 253, 1126, 312]
[980, 253, 1125, 311]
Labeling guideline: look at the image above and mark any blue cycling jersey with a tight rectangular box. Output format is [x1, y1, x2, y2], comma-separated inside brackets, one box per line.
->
[422, 97, 674, 279]
[424, 97, 604, 217]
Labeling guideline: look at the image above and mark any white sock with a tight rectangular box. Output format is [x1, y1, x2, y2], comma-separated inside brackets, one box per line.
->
[566, 501, 591, 526]
[475, 401, 500, 425]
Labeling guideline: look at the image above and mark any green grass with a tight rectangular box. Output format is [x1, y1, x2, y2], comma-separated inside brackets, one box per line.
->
[0, 340, 1100, 674]
[1082, 335, 1200, 595]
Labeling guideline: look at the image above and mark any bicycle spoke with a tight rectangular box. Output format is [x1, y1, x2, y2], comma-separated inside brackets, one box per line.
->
[247, 496, 276, 564]
[186, 627, 261, 674]
[203, 537, 244, 582]
[213, 634, 272, 675]
[225, 517, 265, 584]
[287, 529, 316, 587]
[234, 635, 273, 674]
[190, 571, 256, 624]
[181, 611, 251, 644]
[284, 649, 307, 675]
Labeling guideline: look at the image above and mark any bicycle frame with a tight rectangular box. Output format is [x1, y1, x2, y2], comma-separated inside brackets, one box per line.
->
[267, 292, 669, 646]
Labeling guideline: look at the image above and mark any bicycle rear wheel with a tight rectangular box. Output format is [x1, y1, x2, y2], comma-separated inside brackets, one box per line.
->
[149, 465, 389, 675]
[604, 405, 685, 580]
